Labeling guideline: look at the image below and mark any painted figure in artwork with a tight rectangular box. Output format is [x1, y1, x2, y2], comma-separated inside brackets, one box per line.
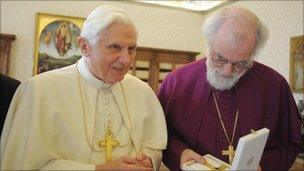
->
[55, 21, 71, 56]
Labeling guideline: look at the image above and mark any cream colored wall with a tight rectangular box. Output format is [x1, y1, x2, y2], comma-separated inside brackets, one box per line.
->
[202, 0, 303, 102]
[0, 1, 204, 81]
[1, 1, 303, 101]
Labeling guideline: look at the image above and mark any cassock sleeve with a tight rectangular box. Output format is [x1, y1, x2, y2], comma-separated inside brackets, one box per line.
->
[142, 148, 162, 170]
[139, 86, 168, 171]
[157, 77, 189, 170]
[0, 80, 95, 170]
[162, 127, 189, 170]
[259, 80, 302, 170]
[41, 159, 94, 170]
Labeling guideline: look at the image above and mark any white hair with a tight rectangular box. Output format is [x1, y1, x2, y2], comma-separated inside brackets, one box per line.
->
[202, 7, 269, 57]
[81, 5, 137, 45]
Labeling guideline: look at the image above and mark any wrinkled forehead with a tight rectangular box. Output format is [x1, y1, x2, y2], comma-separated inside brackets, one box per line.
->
[212, 20, 257, 58]
[106, 21, 137, 35]
[99, 22, 138, 45]
[209, 7, 259, 61]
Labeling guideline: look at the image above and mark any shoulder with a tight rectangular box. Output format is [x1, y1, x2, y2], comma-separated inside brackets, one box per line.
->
[121, 74, 158, 98]
[122, 74, 151, 90]
[167, 59, 206, 79]
[161, 58, 207, 89]
[239, 61, 290, 94]
[21, 64, 78, 91]
[29, 64, 76, 82]
[0, 74, 21, 90]
[244, 61, 286, 84]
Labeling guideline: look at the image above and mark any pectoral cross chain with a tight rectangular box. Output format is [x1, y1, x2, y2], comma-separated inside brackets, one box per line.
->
[222, 144, 235, 164]
[213, 90, 239, 165]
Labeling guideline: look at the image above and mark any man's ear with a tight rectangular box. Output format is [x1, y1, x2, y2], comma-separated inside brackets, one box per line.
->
[78, 36, 91, 57]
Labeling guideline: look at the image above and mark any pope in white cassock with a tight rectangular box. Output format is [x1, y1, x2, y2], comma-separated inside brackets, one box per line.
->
[1, 5, 167, 170]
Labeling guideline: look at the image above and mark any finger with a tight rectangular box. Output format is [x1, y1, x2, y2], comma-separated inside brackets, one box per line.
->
[191, 153, 205, 164]
[136, 152, 147, 161]
[180, 149, 204, 165]
[128, 164, 152, 171]
[138, 158, 152, 168]
[180, 155, 189, 165]
[122, 156, 139, 165]
[180, 149, 194, 164]
[196, 156, 206, 165]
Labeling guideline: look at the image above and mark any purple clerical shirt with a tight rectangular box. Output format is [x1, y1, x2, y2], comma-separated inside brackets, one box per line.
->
[157, 58, 302, 171]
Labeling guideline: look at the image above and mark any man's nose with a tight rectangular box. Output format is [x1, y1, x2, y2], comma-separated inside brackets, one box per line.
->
[221, 63, 233, 77]
[119, 49, 132, 64]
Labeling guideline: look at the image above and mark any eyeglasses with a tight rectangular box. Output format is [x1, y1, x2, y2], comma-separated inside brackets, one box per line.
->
[210, 48, 253, 71]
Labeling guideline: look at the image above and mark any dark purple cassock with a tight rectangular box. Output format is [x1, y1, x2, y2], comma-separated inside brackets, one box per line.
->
[157, 58, 302, 171]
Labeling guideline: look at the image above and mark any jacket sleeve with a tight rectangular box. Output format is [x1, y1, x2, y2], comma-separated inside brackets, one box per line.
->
[260, 80, 302, 170]
[141, 86, 168, 170]
[157, 77, 189, 171]
[162, 126, 189, 171]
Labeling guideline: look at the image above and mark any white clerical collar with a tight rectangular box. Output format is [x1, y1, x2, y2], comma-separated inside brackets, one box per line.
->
[77, 57, 112, 89]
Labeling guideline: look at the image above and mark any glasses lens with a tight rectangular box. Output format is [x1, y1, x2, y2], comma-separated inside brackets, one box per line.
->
[212, 54, 228, 64]
[234, 61, 253, 70]
[211, 48, 253, 70]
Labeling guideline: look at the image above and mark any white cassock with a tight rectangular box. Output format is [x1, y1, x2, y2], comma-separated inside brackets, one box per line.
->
[0, 57, 167, 170]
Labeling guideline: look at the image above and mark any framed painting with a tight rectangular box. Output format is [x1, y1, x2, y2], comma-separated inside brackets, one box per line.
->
[290, 35, 304, 93]
[33, 13, 84, 75]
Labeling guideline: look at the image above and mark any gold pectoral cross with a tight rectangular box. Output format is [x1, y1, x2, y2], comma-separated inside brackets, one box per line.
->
[98, 127, 120, 162]
[222, 145, 235, 164]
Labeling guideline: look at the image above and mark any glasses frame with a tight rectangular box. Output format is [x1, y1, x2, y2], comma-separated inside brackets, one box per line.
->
[210, 47, 254, 71]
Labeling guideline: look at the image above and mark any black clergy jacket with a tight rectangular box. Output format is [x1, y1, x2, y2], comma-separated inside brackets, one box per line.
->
[0, 73, 20, 135]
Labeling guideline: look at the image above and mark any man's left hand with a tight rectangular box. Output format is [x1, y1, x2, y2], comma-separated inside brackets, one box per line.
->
[135, 152, 152, 168]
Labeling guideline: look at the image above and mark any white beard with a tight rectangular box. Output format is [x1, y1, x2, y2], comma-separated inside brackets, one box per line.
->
[206, 58, 243, 90]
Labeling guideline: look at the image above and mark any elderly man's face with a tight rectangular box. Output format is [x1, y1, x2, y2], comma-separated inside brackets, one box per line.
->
[87, 22, 137, 84]
[206, 24, 256, 90]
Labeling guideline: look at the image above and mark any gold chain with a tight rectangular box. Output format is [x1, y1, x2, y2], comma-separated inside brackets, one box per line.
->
[101, 88, 129, 148]
[119, 82, 132, 133]
[212, 89, 239, 146]
[77, 71, 131, 153]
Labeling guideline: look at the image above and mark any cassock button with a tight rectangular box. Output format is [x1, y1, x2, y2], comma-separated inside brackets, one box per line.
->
[105, 98, 110, 105]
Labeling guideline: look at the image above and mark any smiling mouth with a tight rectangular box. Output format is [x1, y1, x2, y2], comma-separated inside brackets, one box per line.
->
[112, 66, 125, 71]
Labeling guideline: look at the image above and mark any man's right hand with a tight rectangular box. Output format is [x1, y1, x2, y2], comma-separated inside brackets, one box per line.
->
[95, 156, 152, 170]
[180, 149, 206, 169]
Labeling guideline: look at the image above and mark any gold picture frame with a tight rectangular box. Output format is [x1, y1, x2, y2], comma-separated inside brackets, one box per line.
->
[290, 35, 304, 93]
[33, 13, 84, 75]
